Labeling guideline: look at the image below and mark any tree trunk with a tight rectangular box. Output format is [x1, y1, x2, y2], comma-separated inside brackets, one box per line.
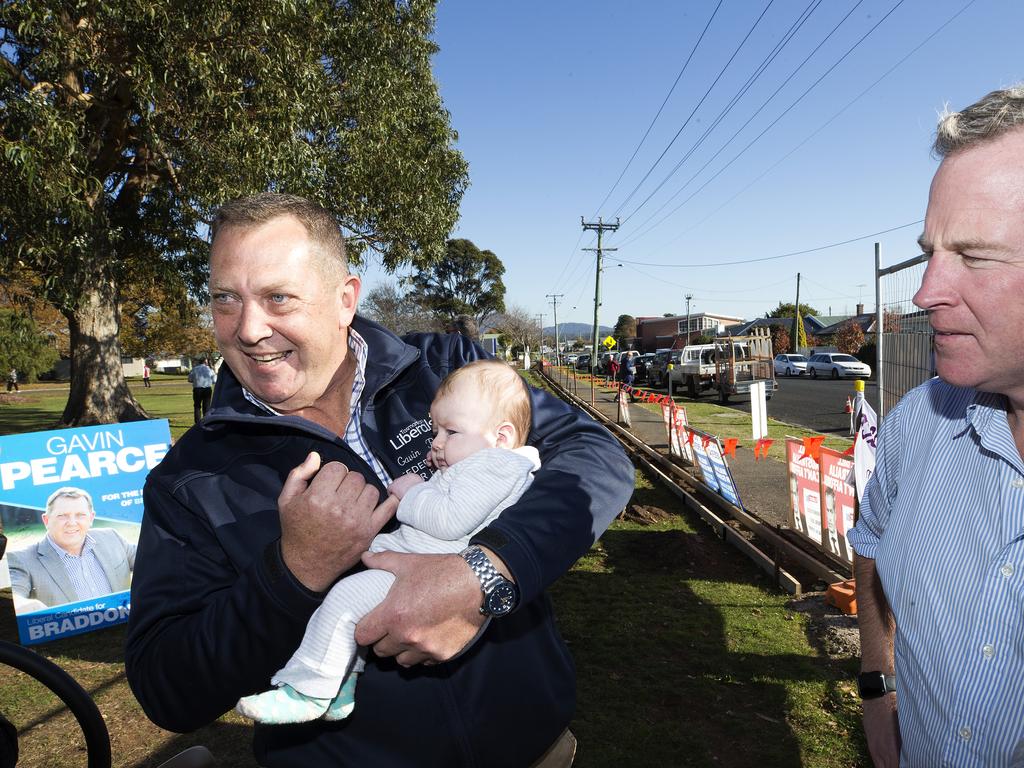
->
[59, 273, 149, 427]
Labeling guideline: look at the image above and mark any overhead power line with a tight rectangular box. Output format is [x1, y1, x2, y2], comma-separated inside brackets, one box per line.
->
[619, 0, 829, 226]
[614, 219, 922, 268]
[618, 0, 908, 248]
[589, 0, 724, 218]
[611, 0, 777, 218]
[634, 0, 979, 257]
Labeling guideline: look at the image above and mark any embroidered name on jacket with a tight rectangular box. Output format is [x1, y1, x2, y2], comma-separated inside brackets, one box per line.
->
[389, 419, 433, 478]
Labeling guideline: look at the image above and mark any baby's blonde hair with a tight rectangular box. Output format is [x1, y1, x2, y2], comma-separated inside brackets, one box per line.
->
[434, 360, 532, 447]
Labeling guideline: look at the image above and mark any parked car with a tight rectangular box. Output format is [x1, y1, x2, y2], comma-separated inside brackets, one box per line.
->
[636, 353, 657, 383]
[575, 354, 592, 371]
[597, 351, 618, 375]
[807, 352, 872, 379]
[646, 349, 682, 388]
[773, 353, 809, 377]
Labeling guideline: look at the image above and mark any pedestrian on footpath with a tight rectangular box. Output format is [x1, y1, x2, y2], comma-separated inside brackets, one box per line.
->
[143, 362, 151, 388]
[188, 358, 216, 423]
[6, 368, 18, 393]
[622, 353, 637, 402]
[849, 85, 1024, 768]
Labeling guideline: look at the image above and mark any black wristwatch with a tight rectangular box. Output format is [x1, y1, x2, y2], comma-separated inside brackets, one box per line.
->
[459, 545, 519, 617]
[857, 671, 897, 699]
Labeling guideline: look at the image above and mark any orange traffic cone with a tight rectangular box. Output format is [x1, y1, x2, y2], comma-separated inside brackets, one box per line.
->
[844, 396, 852, 414]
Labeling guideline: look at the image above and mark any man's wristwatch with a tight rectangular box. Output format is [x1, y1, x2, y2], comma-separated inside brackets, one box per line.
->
[459, 545, 519, 617]
[857, 671, 897, 699]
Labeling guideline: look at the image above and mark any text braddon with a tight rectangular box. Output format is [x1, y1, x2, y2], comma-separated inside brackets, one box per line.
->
[0, 428, 169, 490]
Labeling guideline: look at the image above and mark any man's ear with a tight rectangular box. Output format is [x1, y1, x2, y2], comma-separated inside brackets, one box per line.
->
[495, 421, 517, 447]
[338, 273, 361, 328]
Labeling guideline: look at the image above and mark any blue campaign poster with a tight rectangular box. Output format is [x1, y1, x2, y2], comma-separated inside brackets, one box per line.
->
[0, 420, 171, 644]
[704, 437, 743, 511]
[686, 427, 720, 493]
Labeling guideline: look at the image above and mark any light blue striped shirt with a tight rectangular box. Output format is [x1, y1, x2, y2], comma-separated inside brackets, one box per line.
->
[849, 378, 1024, 768]
[47, 533, 113, 601]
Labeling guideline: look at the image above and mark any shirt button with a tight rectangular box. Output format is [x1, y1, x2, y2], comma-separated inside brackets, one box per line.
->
[1001, 563, 1015, 578]
[982, 644, 995, 659]
[1013, 477, 1024, 489]
[959, 726, 972, 741]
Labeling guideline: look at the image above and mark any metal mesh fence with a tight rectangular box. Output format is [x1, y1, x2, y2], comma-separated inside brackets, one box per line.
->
[876, 252, 934, 419]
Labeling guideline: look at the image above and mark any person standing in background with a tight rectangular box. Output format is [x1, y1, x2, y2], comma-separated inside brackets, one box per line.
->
[187, 358, 216, 423]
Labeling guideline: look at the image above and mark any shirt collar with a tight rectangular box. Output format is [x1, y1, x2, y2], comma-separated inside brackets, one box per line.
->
[240, 327, 369, 419]
[46, 532, 96, 561]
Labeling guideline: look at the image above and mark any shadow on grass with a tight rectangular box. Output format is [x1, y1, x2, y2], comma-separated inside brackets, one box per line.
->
[553, 526, 865, 768]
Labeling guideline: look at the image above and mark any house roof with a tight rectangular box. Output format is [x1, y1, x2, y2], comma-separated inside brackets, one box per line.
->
[815, 314, 877, 336]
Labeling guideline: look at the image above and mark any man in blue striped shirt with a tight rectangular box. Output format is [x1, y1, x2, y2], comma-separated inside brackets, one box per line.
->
[849, 86, 1024, 767]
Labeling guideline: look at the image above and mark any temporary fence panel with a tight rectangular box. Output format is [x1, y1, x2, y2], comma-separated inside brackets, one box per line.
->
[876, 247, 934, 419]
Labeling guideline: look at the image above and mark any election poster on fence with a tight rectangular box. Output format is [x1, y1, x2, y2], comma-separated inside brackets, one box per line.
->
[686, 427, 743, 509]
[0, 420, 171, 645]
[786, 438, 822, 546]
[685, 426, 719, 493]
[819, 447, 856, 564]
[662, 402, 695, 464]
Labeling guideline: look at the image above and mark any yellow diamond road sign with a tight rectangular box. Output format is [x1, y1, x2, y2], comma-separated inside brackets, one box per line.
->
[603, 336, 616, 349]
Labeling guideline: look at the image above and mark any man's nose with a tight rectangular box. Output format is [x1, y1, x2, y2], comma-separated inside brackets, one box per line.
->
[912, 252, 958, 311]
[236, 302, 273, 345]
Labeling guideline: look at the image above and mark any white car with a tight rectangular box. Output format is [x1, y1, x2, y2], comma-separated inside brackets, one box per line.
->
[773, 353, 808, 377]
[807, 352, 872, 379]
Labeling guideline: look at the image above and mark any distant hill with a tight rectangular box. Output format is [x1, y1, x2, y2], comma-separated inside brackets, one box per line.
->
[545, 322, 613, 339]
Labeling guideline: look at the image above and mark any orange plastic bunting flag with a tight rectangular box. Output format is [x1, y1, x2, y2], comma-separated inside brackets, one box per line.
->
[722, 438, 738, 457]
[754, 438, 774, 460]
[799, 435, 826, 462]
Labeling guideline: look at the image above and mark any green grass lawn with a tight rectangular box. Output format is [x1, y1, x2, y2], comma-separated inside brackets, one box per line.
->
[0, 377, 867, 767]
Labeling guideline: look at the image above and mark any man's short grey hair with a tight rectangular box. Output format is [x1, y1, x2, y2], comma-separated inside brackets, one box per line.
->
[934, 85, 1024, 157]
[45, 487, 94, 516]
[211, 193, 349, 279]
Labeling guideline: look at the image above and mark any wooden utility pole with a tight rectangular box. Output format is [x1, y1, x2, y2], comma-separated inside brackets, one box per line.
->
[792, 272, 802, 352]
[546, 293, 564, 365]
[581, 217, 620, 371]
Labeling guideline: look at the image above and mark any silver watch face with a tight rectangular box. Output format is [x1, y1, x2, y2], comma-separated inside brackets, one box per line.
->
[484, 581, 519, 616]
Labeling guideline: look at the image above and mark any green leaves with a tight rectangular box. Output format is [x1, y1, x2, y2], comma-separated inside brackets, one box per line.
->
[407, 238, 507, 329]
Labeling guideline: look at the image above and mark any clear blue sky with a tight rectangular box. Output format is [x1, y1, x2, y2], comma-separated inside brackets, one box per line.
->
[357, 0, 1023, 331]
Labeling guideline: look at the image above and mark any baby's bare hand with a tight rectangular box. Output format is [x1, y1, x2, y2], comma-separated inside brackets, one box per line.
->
[388, 472, 425, 500]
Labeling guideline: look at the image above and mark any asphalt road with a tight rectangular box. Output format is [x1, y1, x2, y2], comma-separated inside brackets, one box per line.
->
[726, 376, 879, 435]
[641, 373, 878, 435]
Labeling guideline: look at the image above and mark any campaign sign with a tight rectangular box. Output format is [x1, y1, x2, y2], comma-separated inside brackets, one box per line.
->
[672, 407, 695, 464]
[786, 438, 822, 546]
[820, 447, 856, 564]
[703, 435, 743, 510]
[685, 427, 719, 493]
[0, 420, 171, 645]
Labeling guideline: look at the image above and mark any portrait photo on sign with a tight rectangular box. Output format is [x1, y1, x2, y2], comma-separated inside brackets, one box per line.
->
[0, 420, 170, 644]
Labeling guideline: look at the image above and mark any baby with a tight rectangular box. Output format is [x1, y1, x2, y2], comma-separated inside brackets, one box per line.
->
[237, 359, 538, 724]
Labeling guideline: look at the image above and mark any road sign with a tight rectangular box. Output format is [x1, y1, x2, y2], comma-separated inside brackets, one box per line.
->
[603, 336, 616, 349]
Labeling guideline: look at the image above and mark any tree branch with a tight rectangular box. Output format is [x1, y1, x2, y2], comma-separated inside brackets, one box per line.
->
[1, 53, 35, 91]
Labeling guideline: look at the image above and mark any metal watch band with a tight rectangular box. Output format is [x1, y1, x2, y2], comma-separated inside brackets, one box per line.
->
[460, 545, 504, 594]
